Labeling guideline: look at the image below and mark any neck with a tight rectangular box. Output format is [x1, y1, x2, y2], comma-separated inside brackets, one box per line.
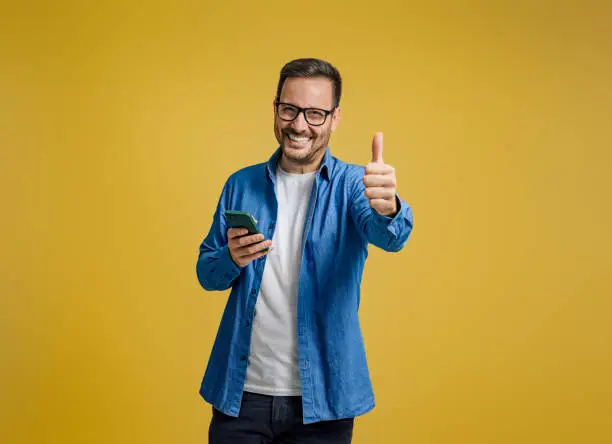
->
[279, 149, 325, 174]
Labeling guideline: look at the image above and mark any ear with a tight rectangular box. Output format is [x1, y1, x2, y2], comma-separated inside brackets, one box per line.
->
[330, 107, 341, 132]
[272, 99, 277, 113]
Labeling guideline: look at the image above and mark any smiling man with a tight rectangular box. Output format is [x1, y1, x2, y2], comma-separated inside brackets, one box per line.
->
[196, 58, 414, 443]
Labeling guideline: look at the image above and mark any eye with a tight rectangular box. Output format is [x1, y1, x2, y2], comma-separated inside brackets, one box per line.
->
[305, 109, 326, 124]
[308, 110, 325, 118]
[279, 104, 296, 113]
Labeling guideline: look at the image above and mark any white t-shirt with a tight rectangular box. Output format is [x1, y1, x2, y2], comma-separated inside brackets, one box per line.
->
[243, 165, 316, 396]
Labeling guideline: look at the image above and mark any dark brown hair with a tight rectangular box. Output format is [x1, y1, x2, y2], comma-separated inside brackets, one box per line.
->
[275, 58, 342, 108]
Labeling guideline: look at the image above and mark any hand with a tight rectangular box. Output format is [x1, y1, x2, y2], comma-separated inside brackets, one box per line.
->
[227, 228, 273, 268]
[363, 132, 398, 217]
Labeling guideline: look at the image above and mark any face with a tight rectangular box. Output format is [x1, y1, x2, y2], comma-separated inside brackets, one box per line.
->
[273, 76, 341, 173]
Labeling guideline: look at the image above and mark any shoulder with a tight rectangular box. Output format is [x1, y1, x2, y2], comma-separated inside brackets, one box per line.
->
[223, 161, 268, 189]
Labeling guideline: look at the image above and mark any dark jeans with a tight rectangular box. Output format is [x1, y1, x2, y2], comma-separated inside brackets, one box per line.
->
[209, 391, 354, 444]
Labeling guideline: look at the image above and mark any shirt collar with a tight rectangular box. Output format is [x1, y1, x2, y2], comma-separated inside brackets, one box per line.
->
[266, 146, 333, 182]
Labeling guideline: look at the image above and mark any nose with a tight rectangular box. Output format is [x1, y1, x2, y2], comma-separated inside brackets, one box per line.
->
[290, 111, 308, 132]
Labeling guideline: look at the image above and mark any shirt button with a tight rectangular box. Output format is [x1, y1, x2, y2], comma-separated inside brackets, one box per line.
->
[251, 289, 257, 295]
[240, 355, 247, 361]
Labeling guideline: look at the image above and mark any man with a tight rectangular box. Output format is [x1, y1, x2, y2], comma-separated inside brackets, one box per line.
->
[196, 58, 413, 443]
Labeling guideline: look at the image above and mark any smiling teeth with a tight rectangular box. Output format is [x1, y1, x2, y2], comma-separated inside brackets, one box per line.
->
[288, 134, 310, 142]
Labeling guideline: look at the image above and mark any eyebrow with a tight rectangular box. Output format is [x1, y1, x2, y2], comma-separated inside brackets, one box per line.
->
[279, 101, 334, 111]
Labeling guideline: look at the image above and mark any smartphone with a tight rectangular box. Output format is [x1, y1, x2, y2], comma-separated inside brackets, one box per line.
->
[224, 210, 268, 252]
[224, 210, 261, 234]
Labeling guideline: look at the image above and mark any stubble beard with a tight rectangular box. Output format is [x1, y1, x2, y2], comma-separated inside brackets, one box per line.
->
[275, 126, 331, 167]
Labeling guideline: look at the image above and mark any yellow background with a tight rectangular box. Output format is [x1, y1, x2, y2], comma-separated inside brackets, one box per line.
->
[2, 1, 611, 443]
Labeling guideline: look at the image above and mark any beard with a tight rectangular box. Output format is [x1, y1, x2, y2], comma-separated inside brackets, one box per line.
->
[274, 125, 331, 166]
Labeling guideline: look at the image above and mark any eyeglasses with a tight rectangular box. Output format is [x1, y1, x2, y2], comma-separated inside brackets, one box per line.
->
[275, 101, 335, 126]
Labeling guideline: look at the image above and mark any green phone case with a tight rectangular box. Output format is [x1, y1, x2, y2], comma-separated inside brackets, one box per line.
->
[224, 210, 268, 253]
[224, 210, 260, 234]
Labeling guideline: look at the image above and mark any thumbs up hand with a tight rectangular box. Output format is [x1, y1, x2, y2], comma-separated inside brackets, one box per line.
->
[363, 132, 398, 217]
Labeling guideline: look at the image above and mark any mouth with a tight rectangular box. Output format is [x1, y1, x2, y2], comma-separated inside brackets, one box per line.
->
[285, 132, 312, 148]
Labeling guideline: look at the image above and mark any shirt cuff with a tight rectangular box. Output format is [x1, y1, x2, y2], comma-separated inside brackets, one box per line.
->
[220, 244, 242, 281]
[371, 194, 411, 235]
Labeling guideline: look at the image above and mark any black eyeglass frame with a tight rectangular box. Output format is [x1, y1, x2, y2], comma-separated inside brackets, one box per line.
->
[274, 100, 337, 126]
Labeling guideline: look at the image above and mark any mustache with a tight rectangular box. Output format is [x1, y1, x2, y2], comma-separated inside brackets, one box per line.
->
[284, 130, 313, 137]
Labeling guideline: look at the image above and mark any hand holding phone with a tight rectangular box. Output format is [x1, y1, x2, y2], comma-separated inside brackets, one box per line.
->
[224, 210, 272, 268]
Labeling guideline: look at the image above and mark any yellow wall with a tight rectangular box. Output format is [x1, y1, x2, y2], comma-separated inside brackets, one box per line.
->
[2, 1, 611, 443]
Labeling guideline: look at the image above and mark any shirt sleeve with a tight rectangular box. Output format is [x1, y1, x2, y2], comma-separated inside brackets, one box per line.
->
[348, 165, 414, 252]
[196, 178, 242, 291]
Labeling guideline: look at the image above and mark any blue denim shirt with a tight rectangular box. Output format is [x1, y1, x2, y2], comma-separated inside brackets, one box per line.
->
[196, 147, 413, 424]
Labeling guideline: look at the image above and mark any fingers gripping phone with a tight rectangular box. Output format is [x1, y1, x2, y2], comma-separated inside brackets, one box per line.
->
[224, 210, 269, 252]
